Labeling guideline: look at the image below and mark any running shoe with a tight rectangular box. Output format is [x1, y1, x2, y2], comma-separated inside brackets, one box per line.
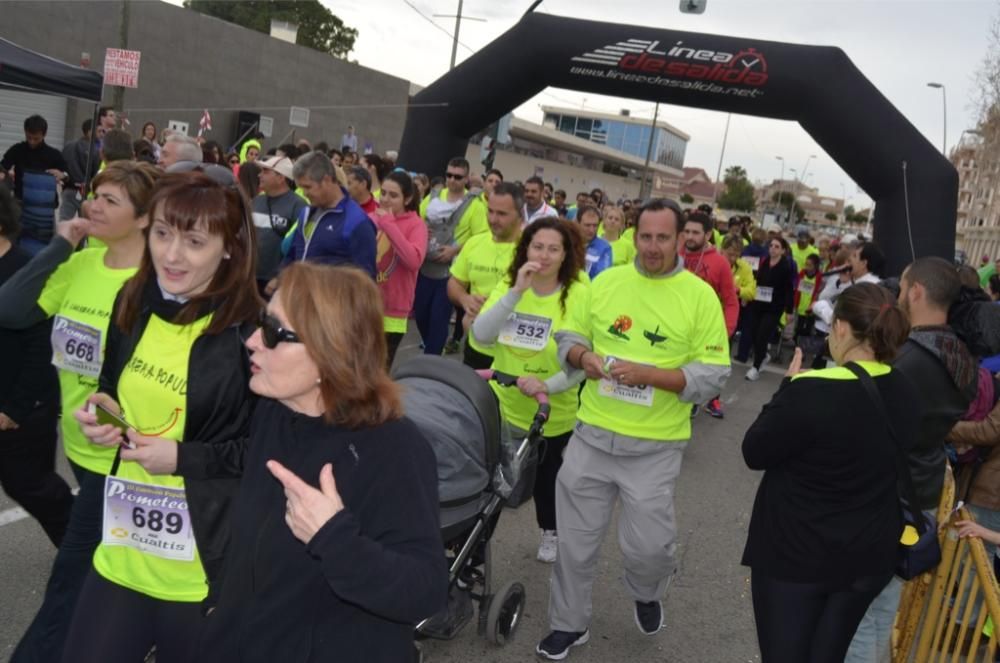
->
[634, 600, 663, 635]
[537, 529, 558, 563]
[536, 630, 590, 660]
[745, 367, 760, 382]
[443, 340, 460, 354]
[704, 398, 724, 419]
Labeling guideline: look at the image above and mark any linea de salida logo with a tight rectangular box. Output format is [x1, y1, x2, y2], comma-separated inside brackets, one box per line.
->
[572, 39, 768, 87]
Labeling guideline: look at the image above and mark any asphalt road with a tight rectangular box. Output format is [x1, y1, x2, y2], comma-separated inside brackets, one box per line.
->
[0, 326, 785, 662]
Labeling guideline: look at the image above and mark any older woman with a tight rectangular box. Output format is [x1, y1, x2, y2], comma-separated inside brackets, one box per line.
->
[202, 263, 447, 663]
[742, 283, 917, 663]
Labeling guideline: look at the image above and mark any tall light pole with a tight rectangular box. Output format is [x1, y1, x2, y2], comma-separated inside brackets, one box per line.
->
[639, 102, 661, 199]
[785, 168, 797, 226]
[433, 1, 486, 70]
[774, 156, 785, 217]
[927, 82, 947, 154]
[712, 113, 732, 204]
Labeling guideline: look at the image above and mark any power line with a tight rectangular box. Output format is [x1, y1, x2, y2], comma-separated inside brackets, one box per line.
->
[401, 0, 476, 53]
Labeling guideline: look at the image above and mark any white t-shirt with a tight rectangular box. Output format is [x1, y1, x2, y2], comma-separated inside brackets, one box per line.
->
[523, 201, 558, 225]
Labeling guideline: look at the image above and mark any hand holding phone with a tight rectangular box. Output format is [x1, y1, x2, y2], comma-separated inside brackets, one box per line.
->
[95, 404, 136, 449]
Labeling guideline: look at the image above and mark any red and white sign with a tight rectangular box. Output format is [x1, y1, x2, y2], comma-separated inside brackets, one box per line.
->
[103, 48, 141, 88]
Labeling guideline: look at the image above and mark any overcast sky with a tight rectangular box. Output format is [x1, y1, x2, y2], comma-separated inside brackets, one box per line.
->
[316, 0, 995, 209]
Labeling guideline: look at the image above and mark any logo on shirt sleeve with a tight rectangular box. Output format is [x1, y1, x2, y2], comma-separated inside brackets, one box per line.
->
[608, 315, 633, 340]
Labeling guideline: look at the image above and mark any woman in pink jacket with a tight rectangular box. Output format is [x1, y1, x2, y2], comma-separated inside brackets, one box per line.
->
[371, 170, 428, 367]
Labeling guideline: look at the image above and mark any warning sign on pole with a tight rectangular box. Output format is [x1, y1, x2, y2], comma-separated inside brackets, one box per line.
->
[103, 48, 141, 88]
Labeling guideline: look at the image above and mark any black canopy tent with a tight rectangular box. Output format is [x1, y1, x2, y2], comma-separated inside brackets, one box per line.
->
[0, 38, 104, 186]
[398, 13, 958, 275]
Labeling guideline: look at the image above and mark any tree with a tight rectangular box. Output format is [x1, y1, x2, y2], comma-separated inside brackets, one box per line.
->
[771, 191, 805, 222]
[184, 1, 358, 58]
[717, 164, 756, 211]
[680, 192, 694, 204]
[824, 212, 838, 221]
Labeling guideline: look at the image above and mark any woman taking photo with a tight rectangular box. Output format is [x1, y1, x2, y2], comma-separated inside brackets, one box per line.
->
[1, 161, 158, 663]
[599, 205, 635, 267]
[741, 283, 916, 663]
[370, 170, 427, 366]
[471, 217, 588, 563]
[740, 236, 794, 381]
[202, 263, 447, 662]
[66, 172, 261, 662]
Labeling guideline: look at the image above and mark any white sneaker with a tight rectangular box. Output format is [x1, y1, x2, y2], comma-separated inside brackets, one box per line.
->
[537, 529, 557, 563]
[745, 367, 760, 382]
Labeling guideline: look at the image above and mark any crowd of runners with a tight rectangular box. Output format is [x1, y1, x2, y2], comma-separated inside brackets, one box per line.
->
[0, 109, 998, 662]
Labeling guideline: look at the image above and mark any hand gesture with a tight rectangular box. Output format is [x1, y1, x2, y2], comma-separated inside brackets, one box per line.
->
[56, 217, 92, 248]
[785, 348, 806, 377]
[462, 293, 486, 317]
[580, 350, 606, 381]
[0, 413, 19, 431]
[954, 520, 1000, 545]
[607, 358, 648, 387]
[513, 261, 542, 294]
[516, 376, 548, 397]
[74, 393, 127, 447]
[267, 460, 344, 544]
[432, 245, 460, 264]
[120, 431, 179, 475]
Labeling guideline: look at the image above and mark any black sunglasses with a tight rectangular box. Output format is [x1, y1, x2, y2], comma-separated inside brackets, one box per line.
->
[445, 172, 465, 180]
[258, 311, 301, 349]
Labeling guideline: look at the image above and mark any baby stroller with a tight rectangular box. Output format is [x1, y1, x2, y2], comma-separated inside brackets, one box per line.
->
[392, 356, 550, 652]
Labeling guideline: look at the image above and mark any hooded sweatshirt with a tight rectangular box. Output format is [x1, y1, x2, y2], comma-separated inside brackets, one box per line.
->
[679, 244, 739, 336]
[370, 209, 428, 320]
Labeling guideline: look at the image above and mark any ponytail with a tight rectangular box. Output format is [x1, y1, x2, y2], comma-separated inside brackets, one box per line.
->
[832, 282, 910, 363]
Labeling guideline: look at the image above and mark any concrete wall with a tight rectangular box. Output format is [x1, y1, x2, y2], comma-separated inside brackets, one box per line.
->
[0, 1, 410, 154]
[462, 144, 643, 203]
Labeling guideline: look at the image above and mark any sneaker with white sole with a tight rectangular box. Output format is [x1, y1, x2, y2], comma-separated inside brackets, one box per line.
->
[536, 629, 590, 660]
[537, 529, 557, 563]
[745, 367, 760, 382]
[634, 600, 663, 635]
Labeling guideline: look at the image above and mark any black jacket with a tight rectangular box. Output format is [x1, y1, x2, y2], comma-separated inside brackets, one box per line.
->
[749, 256, 794, 314]
[893, 327, 978, 511]
[99, 283, 255, 594]
[201, 398, 448, 663]
[742, 365, 921, 584]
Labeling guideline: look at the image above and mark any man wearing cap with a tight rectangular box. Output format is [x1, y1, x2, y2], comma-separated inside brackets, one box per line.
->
[253, 155, 307, 296]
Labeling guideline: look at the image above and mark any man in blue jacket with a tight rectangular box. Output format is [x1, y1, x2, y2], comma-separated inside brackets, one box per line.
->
[285, 151, 376, 279]
[577, 206, 612, 280]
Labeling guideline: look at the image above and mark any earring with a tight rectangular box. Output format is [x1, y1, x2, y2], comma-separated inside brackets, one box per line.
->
[223, 253, 231, 260]
[316, 378, 322, 384]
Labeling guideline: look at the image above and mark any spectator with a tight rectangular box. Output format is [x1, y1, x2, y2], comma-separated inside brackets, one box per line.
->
[236, 161, 261, 202]
[140, 122, 161, 162]
[346, 165, 377, 214]
[253, 156, 307, 296]
[202, 140, 224, 165]
[158, 134, 202, 171]
[341, 124, 359, 152]
[100, 129, 134, 165]
[60, 119, 101, 220]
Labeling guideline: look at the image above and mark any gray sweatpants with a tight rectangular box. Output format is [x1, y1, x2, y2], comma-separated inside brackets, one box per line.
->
[548, 429, 686, 632]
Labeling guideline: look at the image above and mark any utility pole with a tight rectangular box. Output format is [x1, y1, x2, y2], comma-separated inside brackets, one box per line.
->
[113, 0, 130, 115]
[712, 113, 732, 204]
[639, 102, 660, 199]
[433, 0, 486, 70]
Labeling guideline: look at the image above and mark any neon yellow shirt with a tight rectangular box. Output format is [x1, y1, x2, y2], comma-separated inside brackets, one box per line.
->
[732, 258, 757, 303]
[606, 234, 636, 267]
[420, 189, 488, 246]
[384, 316, 407, 334]
[37, 247, 136, 474]
[451, 234, 517, 355]
[480, 279, 590, 435]
[93, 313, 213, 602]
[791, 243, 819, 270]
[564, 264, 730, 440]
[796, 272, 820, 316]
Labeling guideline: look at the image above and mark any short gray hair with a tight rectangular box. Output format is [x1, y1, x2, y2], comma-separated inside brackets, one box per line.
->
[165, 134, 202, 163]
[293, 150, 336, 184]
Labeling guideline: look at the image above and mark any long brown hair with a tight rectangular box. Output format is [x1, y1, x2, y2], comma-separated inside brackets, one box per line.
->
[832, 282, 910, 363]
[276, 263, 402, 428]
[506, 216, 585, 315]
[116, 172, 262, 334]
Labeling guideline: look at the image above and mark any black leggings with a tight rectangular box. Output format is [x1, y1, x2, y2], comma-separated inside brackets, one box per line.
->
[62, 569, 204, 663]
[748, 309, 782, 370]
[385, 332, 404, 369]
[750, 569, 892, 663]
[533, 431, 572, 531]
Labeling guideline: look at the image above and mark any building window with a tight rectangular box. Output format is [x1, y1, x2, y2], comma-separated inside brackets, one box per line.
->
[559, 116, 576, 134]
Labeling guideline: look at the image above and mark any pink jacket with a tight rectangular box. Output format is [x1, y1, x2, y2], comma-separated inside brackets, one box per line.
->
[370, 209, 428, 320]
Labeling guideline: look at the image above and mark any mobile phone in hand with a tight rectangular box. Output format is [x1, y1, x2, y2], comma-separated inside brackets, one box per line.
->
[94, 404, 136, 449]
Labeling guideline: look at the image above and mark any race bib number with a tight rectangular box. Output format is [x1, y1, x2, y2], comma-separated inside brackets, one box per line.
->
[499, 312, 552, 351]
[744, 256, 761, 271]
[755, 286, 774, 303]
[51, 315, 102, 377]
[102, 476, 195, 562]
[598, 356, 654, 407]
[798, 280, 815, 295]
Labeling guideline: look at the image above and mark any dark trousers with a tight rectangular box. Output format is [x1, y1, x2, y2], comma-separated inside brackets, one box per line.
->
[413, 274, 452, 356]
[747, 308, 782, 370]
[385, 332, 405, 369]
[462, 340, 494, 371]
[751, 569, 892, 663]
[61, 569, 203, 663]
[12, 461, 106, 663]
[534, 431, 571, 531]
[0, 402, 72, 547]
[450, 304, 465, 344]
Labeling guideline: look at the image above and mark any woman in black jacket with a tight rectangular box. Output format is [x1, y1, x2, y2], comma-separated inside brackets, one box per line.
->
[741, 283, 919, 663]
[202, 262, 447, 663]
[68, 173, 262, 663]
[742, 236, 794, 381]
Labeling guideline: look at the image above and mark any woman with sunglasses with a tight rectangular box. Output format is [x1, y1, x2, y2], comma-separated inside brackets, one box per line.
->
[202, 262, 447, 663]
[66, 172, 261, 662]
[471, 217, 587, 563]
[741, 236, 795, 382]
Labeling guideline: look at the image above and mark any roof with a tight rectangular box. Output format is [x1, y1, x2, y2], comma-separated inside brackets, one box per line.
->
[682, 167, 712, 183]
[540, 105, 691, 141]
[0, 38, 103, 102]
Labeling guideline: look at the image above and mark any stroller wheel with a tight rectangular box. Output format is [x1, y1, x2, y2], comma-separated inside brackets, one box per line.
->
[485, 580, 526, 646]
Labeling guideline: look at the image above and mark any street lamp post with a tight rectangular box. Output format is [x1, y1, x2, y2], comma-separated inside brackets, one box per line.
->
[774, 156, 784, 219]
[927, 82, 947, 154]
[786, 168, 797, 227]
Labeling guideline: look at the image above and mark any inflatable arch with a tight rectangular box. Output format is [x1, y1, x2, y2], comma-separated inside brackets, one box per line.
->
[398, 13, 957, 275]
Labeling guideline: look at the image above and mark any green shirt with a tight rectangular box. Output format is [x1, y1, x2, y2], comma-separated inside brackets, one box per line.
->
[791, 243, 819, 270]
[37, 247, 137, 474]
[481, 280, 590, 435]
[563, 264, 730, 440]
[451, 234, 517, 355]
[93, 313, 213, 602]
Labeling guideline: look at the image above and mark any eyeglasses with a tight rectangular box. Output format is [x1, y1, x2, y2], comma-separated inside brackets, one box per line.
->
[258, 311, 301, 349]
[228, 159, 240, 165]
[445, 172, 465, 180]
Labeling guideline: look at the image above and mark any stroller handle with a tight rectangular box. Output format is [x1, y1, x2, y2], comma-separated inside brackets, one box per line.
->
[475, 369, 551, 420]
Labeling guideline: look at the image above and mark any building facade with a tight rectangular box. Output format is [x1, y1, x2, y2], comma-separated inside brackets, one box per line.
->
[950, 129, 1000, 262]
